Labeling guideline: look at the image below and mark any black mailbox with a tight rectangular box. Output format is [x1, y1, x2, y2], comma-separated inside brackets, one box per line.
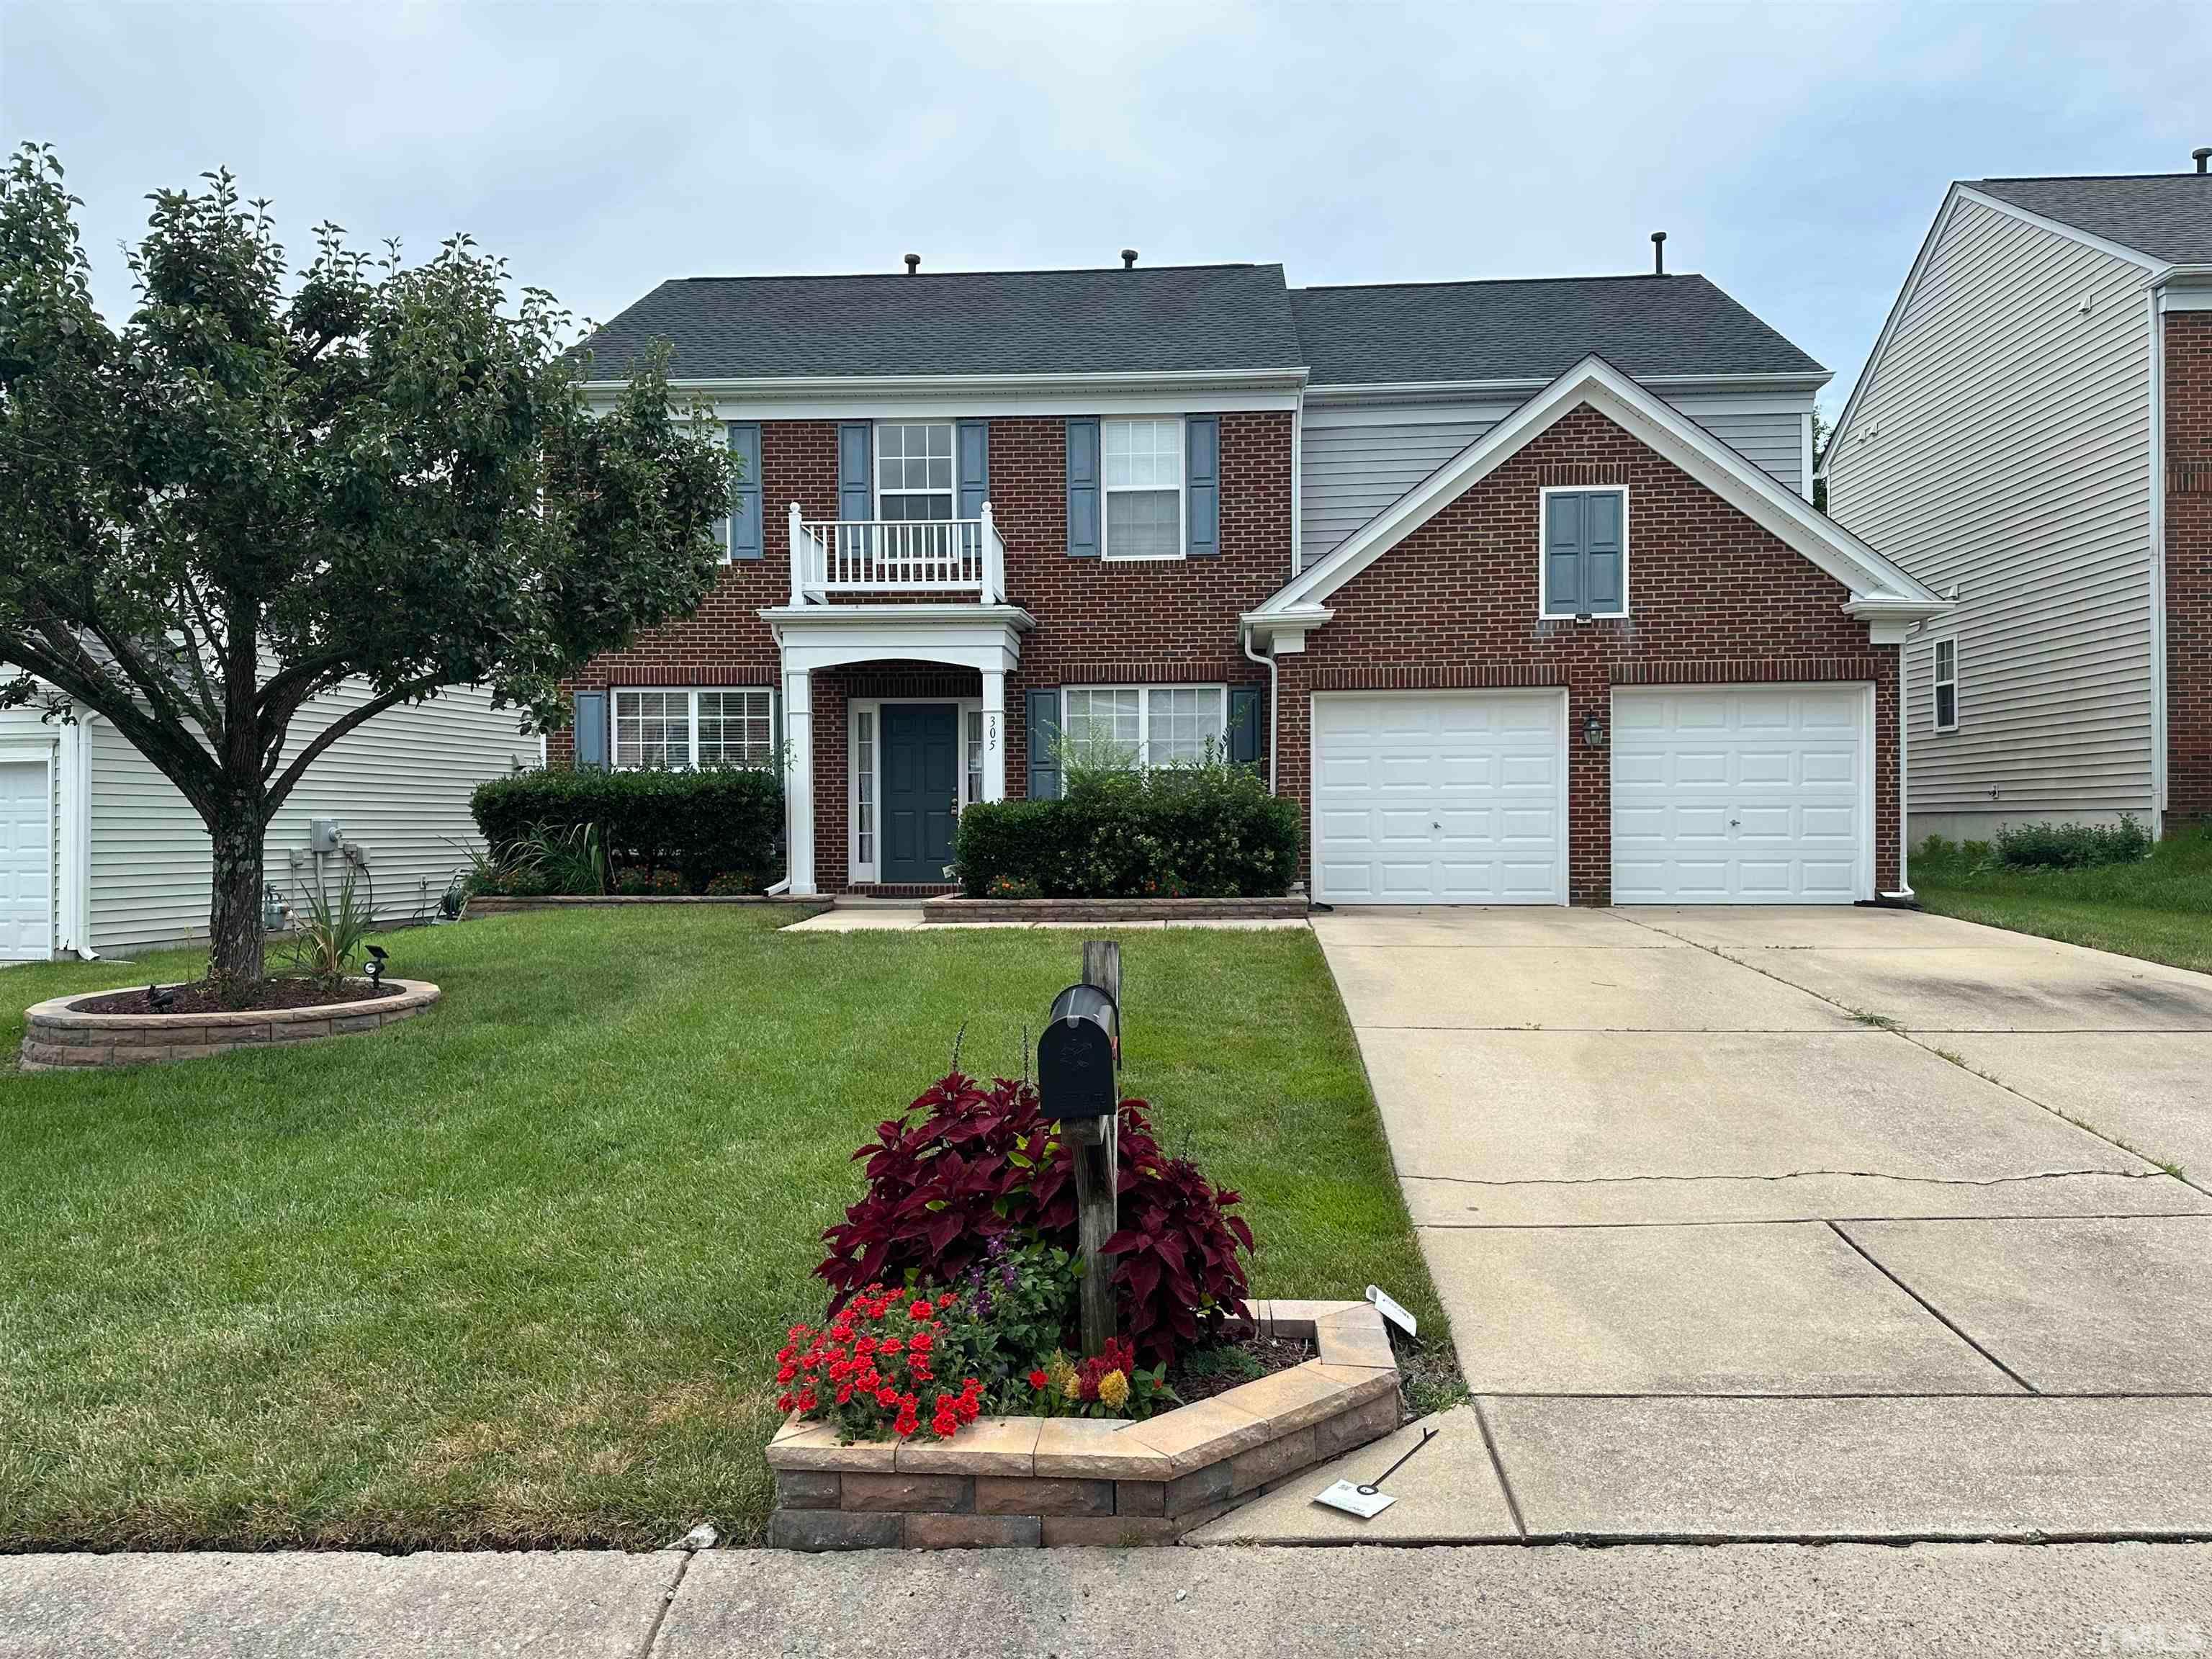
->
[1038, 983, 1119, 1120]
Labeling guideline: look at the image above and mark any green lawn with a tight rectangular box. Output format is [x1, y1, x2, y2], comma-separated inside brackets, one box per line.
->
[1913, 829, 2212, 974]
[0, 909, 1448, 1550]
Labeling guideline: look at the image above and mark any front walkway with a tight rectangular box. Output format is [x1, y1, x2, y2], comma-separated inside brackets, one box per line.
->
[1254, 904, 2212, 1545]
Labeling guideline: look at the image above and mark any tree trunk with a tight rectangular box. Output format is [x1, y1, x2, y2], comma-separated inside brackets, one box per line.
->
[207, 806, 269, 988]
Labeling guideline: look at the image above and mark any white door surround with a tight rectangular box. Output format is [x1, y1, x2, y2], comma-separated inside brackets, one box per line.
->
[0, 748, 55, 961]
[1609, 683, 1874, 904]
[1310, 689, 1570, 906]
[760, 602, 1033, 896]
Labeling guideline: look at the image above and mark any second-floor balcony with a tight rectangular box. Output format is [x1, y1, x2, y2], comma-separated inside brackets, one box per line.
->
[786, 503, 1007, 606]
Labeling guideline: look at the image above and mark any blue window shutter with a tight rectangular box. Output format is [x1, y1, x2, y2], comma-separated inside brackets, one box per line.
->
[1065, 418, 1100, 557]
[1544, 493, 1586, 616]
[837, 422, 872, 521]
[1186, 415, 1220, 557]
[573, 690, 608, 770]
[725, 423, 763, 559]
[1228, 683, 1263, 767]
[1582, 490, 1623, 612]
[957, 420, 989, 520]
[1025, 687, 1063, 799]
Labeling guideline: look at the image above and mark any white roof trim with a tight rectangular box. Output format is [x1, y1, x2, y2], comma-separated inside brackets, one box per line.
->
[1306, 369, 1830, 405]
[1830, 183, 2173, 454]
[1254, 354, 1943, 620]
[581, 367, 1310, 398]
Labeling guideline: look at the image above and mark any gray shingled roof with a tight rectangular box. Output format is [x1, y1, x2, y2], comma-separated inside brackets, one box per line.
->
[574, 264, 1304, 382]
[1969, 174, 2212, 265]
[1289, 274, 1825, 386]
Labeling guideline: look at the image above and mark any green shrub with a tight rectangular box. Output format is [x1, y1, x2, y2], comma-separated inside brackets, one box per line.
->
[470, 766, 782, 893]
[1994, 815, 2151, 871]
[953, 762, 1299, 899]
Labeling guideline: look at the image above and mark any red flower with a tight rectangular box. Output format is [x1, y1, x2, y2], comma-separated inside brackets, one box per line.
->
[1028, 1370, 1049, 1390]
[875, 1387, 899, 1408]
[908, 1300, 932, 1322]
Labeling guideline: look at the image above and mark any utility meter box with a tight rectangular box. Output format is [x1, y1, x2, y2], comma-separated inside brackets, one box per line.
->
[309, 817, 344, 854]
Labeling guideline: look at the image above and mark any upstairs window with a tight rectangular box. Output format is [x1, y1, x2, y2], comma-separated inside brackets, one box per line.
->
[1540, 487, 1628, 619]
[1102, 418, 1184, 559]
[1933, 639, 1959, 732]
[876, 422, 955, 521]
[614, 688, 773, 768]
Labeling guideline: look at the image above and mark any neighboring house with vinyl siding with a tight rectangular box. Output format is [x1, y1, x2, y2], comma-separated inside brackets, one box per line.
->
[0, 680, 533, 962]
[1824, 161, 2212, 840]
[556, 255, 1943, 905]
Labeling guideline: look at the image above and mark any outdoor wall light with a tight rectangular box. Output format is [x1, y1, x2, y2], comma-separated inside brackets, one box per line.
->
[1583, 712, 1606, 749]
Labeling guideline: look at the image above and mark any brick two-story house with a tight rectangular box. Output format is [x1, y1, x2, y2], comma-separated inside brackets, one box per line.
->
[561, 258, 1943, 906]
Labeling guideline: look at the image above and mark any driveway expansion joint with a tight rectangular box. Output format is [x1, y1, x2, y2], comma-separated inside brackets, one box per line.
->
[1824, 1220, 2038, 1395]
[637, 1549, 692, 1659]
[1403, 1168, 2165, 1190]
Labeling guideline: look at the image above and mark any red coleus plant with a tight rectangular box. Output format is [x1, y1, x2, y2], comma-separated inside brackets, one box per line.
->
[817, 1072, 1254, 1366]
[777, 1283, 984, 1443]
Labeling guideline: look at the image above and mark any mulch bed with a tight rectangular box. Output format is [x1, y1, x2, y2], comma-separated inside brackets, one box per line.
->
[1167, 1333, 1315, 1405]
[75, 977, 401, 1016]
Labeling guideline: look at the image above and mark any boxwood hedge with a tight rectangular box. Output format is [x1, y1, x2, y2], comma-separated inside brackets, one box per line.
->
[953, 765, 1299, 899]
[470, 766, 783, 891]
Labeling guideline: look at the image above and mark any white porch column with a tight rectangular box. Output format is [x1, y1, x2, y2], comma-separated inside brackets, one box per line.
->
[783, 665, 817, 896]
[981, 667, 1007, 802]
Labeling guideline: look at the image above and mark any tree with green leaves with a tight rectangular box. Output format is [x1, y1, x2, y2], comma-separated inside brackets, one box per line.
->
[0, 144, 731, 987]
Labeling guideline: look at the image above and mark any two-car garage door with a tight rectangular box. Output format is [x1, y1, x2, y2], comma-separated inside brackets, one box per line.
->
[1310, 685, 1869, 905]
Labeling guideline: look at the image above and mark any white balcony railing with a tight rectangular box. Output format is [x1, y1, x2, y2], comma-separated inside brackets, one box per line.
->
[787, 503, 1006, 606]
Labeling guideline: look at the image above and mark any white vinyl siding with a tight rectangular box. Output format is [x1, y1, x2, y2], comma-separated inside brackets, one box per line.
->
[79, 680, 529, 956]
[1299, 393, 1812, 567]
[1826, 196, 2155, 820]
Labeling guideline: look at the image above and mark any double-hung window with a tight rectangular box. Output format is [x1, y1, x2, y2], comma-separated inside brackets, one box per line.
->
[613, 688, 773, 768]
[1063, 685, 1226, 768]
[1539, 486, 1628, 619]
[876, 423, 955, 521]
[1102, 418, 1184, 559]
[1933, 638, 1959, 732]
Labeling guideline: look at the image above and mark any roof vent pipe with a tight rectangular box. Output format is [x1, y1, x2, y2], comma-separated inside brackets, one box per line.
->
[2195, 147, 2211, 174]
[1650, 230, 1667, 276]
[904, 253, 920, 275]
[1120, 248, 1138, 269]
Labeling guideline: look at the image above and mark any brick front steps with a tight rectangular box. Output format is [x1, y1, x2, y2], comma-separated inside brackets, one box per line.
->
[19, 979, 441, 1070]
[765, 1300, 1400, 1550]
[921, 896, 1308, 925]
[467, 894, 816, 913]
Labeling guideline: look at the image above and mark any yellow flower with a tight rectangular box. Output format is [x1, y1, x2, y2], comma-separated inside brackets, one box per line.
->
[1097, 1370, 1129, 1411]
[1045, 1350, 1079, 1397]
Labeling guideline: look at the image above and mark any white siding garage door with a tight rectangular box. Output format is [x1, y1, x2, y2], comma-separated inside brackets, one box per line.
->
[1313, 691, 1567, 904]
[1611, 685, 1870, 904]
[0, 760, 53, 960]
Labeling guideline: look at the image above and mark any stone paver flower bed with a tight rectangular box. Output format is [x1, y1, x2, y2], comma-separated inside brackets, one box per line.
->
[765, 1300, 1401, 1550]
[20, 979, 441, 1070]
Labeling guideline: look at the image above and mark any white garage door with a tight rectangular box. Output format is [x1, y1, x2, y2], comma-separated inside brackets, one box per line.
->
[0, 760, 53, 961]
[1313, 691, 1567, 904]
[1611, 685, 1869, 904]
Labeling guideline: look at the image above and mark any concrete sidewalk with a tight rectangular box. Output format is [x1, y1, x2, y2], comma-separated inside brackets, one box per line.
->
[6, 1543, 2210, 1658]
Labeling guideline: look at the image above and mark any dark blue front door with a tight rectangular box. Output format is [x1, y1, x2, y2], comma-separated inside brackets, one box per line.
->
[881, 703, 961, 884]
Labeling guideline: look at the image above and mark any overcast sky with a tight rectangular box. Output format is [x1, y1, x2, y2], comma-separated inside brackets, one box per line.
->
[4, 1, 2208, 413]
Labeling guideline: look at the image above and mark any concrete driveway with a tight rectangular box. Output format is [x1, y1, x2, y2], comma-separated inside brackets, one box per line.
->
[1199, 905, 2212, 1547]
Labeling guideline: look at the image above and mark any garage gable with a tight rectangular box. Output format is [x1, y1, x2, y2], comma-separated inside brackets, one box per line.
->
[1251, 355, 1945, 642]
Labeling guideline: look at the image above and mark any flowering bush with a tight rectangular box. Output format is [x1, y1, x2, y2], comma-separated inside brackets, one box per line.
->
[613, 866, 688, 896]
[938, 1237, 1079, 1407]
[1028, 1337, 1174, 1421]
[817, 1071, 1253, 1366]
[776, 1283, 984, 1442]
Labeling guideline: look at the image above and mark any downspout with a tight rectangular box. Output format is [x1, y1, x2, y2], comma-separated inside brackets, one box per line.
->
[2149, 284, 2168, 839]
[1241, 621, 1280, 794]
